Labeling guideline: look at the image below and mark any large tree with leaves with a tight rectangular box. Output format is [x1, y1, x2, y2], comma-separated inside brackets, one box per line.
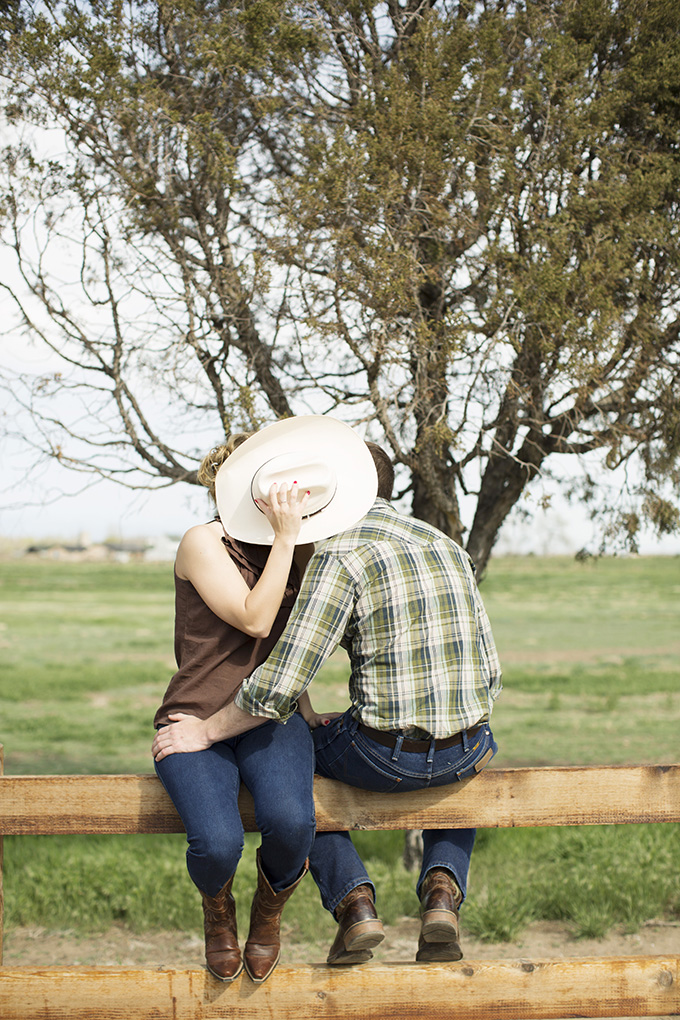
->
[2, 0, 679, 570]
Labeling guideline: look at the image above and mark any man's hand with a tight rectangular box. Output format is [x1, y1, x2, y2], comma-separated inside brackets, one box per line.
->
[152, 713, 211, 761]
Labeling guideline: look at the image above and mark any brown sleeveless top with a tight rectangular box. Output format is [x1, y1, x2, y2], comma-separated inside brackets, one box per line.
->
[153, 531, 300, 729]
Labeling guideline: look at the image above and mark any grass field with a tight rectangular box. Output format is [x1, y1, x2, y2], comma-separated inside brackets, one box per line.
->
[1, 554, 678, 947]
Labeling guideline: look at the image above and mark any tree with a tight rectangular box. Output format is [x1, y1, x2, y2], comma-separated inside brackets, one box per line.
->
[2, 0, 679, 571]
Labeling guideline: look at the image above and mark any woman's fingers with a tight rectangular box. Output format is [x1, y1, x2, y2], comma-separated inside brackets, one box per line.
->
[267, 481, 308, 510]
[280, 482, 292, 504]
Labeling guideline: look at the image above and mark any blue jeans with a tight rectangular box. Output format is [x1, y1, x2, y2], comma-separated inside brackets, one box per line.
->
[155, 713, 315, 897]
[309, 709, 497, 915]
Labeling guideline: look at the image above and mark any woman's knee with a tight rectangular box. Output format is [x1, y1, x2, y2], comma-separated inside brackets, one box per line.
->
[187, 827, 243, 879]
[258, 799, 315, 849]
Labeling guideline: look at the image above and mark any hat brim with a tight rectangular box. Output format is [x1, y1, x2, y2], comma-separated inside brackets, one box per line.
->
[215, 416, 378, 544]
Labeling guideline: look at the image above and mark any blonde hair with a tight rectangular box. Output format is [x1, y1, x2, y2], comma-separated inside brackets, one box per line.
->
[197, 433, 252, 502]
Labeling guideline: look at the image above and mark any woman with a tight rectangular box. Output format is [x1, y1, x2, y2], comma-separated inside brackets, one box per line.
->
[152, 435, 327, 984]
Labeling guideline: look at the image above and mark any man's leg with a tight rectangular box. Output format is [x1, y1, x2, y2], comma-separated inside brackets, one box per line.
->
[412, 830, 476, 962]
[312, 847, 385, 965]
[313, 711, 499, 962]
[309, 830, 374, 914]
[310, 711, 385, 964]
[414, 724, 498, 961]
[418, 827, 477, 902]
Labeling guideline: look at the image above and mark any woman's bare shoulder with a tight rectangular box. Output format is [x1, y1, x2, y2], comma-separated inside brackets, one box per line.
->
[176, 521, 224, 577]
[181, 520, 222, 544]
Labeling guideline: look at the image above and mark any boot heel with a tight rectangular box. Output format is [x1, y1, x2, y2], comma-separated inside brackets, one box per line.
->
[343, 918, 385, 952]
[421, 908, 459, 943]
[326, 885, 385, 966]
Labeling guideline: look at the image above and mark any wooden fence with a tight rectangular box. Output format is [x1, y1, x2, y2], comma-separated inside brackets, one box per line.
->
[0, 746, 678, 1020]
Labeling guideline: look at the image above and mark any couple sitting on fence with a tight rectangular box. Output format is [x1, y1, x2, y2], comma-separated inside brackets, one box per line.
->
[152, 415, 502, 984]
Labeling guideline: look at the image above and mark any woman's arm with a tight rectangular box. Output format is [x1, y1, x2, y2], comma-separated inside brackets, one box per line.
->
[177, 482, 309, 638]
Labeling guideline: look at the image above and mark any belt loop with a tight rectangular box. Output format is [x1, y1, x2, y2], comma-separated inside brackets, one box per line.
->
[391, 734, 404, 761]
[426, 737, 435, 764]
[461, 728, 469, 753]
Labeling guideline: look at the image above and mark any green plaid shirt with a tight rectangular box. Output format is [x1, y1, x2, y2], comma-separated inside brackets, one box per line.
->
[236, 499, 502, 738]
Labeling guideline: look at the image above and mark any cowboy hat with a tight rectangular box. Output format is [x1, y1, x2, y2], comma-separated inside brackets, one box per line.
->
[215, 415, 378, 544]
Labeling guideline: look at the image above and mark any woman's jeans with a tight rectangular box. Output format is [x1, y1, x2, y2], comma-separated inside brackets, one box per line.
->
[155, 713, 315, 897]
[309, 709, 498, 915]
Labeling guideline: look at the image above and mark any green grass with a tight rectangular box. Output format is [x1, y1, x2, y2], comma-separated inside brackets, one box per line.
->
[0, 560, 174, 773]
[5, 826, 679, 946]
[479, 555, 680, 767]
[1, 554, 679, 946]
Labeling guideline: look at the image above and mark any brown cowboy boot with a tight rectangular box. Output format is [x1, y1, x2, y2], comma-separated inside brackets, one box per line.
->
[244, 850, 308, 983]
[415, 867, 463, 962]
[326, 884, 385, 965]
[201, 875, 242, 981]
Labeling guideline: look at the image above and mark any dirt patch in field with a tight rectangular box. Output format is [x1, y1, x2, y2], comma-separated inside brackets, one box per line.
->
[4, 917, 678, 967]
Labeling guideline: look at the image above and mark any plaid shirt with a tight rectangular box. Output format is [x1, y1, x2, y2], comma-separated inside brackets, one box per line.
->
[236, 499, 502, 739]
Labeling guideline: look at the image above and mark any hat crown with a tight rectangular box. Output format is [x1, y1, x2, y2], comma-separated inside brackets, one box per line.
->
[215, 415, 377, 545]
[251, 453, 337, 515]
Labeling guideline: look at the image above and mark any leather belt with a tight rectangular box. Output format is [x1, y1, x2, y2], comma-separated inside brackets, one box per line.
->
[358, 722, 483, 754]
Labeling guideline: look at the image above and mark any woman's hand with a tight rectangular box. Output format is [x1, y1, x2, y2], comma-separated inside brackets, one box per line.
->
[152, 713, 211, 761]
[256, 482, 310, 545]
[174, 482, 311, 637]
[296, 691, 344, 730]
[304, 710, 343, 730]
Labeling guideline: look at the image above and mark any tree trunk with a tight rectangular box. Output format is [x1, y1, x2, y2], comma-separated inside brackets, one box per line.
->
[466, 433, 547, 575]
[411, 468, 464, 545]
[402, 828, 423, 872]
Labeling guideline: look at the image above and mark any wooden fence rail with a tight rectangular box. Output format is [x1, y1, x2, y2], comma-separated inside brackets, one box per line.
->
[1, 747, 678, 1020]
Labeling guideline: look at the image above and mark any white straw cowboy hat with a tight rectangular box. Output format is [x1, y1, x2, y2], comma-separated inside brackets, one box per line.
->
[215, 415, 378, 544]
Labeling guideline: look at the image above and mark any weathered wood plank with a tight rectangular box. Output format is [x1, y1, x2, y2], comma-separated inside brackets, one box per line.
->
[0, 765, 679, 835]
[0, 956, 677, 1020]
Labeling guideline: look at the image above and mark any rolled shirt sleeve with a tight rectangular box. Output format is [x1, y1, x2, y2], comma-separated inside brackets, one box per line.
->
[235, 551, 355, 722]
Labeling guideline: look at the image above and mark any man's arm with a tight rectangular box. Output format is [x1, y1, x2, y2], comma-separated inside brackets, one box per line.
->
[151, 700, 267, 762]
[235, 550, 355, 721]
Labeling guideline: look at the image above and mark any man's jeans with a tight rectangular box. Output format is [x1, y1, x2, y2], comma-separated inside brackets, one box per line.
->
[155, 713, 315, 897]
[309, 709, 497, 915]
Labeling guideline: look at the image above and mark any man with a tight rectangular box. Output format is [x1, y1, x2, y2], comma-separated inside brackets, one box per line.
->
[243, 441, 501, 965]
[154, 434, 501, 965]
